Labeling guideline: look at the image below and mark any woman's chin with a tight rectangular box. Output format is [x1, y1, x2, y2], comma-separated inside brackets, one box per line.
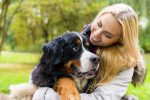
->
[90, 38, 102, 46]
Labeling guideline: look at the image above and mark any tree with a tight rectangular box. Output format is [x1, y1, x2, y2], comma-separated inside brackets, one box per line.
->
[9, 0, 106, 51]
[0, 0, 23, 53]
[0, 0, 10, 53]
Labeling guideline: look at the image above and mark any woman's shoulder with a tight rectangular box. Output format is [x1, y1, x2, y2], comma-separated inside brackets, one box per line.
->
[117, 68, 134, 78]
[114, 68, 134, 82]
[95, 68, 134, 91]
[92, 68, 134, 100]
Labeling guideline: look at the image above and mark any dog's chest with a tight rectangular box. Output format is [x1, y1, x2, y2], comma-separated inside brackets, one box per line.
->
[73, 77, 88, 92]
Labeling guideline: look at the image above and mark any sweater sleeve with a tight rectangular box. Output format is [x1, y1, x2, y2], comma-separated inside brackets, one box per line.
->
[80, 68, 134, 100]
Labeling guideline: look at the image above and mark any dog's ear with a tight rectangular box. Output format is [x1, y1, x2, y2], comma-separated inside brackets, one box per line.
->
[40, 37, 66, 73]
[40, 43, 55, 73]
[31, 37, 67, 87]
[53, 37, 66, 65]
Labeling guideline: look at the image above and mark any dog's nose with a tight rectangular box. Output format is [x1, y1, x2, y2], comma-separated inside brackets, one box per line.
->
[90, 56, 100, 66]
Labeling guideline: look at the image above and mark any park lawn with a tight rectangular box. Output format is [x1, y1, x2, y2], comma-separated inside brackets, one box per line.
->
[127, 53, 150, 100]
[0, 66, 32, 93]
[0, 51, 38, 93]
[0, 51, 40, 64]
[0, 51, 150, 100]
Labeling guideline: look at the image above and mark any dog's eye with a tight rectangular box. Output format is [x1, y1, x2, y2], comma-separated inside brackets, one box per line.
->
[73, 46, 79, 52]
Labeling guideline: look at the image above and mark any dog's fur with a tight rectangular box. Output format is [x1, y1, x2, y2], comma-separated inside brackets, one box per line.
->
[31, 32, 99, 91]
[10, 32, 99, 100]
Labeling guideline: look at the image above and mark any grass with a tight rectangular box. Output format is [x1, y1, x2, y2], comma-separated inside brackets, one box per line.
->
[0, 51, 40, 64]
[0, 51, 39, 93]
[0, 66, 32, 93]
[127, 53, 150, 100]
[0, 51, 150, 99]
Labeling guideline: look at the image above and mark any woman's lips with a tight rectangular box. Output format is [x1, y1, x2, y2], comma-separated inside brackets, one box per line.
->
[90, 35, 101, 45]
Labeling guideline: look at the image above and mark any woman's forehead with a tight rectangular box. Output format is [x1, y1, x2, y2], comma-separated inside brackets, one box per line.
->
[98, 13, 122, 37]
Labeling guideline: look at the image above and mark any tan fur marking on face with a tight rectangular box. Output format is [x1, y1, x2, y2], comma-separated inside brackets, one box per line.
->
[63, 59, 81, 73]
[75, 38, 81, 45]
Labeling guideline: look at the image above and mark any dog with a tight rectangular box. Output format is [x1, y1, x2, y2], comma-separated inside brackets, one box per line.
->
[9, 32, 100, 100]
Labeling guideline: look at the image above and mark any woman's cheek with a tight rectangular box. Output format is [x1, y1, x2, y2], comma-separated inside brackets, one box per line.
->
[101, 38, 109, 46]
[89, 35, 95, 45]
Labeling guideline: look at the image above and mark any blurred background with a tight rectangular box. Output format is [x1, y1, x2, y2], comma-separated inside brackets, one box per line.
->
[0, 0, 149, 99]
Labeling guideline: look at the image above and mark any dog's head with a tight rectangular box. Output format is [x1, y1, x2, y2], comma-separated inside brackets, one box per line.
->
[32, 32, 100, 87]
[37, 32, 100, 79]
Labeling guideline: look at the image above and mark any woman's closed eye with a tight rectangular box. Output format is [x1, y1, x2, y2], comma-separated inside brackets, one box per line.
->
[104, 32, 112, 39]
[96, 19, 113, 39]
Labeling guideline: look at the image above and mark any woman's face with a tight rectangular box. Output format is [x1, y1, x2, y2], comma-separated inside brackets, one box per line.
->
[90, 13, 122, 47]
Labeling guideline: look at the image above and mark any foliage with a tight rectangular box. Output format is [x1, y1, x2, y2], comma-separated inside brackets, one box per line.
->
[0, 0, 10, 52]
[1, 0, 150, 52]
[140, 20, 150, 52]
[7, 0, 106, 51]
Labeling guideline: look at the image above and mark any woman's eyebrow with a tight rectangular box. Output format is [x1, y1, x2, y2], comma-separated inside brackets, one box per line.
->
[100, 19, 112, 36]
[99, 19, 119, 38]
[99, 19, 102, 26]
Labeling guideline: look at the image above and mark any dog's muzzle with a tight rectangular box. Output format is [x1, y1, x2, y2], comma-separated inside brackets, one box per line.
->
[71, 56, 99, 78]
[71, 65, 96, 77]
[90, 56, 100, 69]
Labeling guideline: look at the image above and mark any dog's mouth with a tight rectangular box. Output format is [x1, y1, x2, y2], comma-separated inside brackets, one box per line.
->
[71, 65, 96, 78]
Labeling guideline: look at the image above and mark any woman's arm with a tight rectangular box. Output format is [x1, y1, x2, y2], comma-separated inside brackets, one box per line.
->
[32, 87, 59, 100]
[32, 68, 134, 100]
[80, 68, 134, 100]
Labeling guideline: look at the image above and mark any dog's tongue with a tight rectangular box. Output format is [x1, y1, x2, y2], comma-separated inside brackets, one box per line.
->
[71, 65, 95, 77]
[85, 70, 95, 76]
[71, 65, 83, 77]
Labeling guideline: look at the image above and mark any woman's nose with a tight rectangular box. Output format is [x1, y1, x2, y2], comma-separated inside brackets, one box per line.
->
[93, 28, 102, 37]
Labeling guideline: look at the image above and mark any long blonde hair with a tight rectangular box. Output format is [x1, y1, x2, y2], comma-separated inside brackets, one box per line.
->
[87, 3, 143, 92]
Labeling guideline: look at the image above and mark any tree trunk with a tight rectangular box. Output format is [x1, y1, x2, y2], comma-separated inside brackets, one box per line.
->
[42, 26, 49, 43]
[0, 0, 10, 53]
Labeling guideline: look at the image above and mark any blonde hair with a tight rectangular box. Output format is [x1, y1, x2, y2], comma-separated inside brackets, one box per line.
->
[87, 3, 143, 92]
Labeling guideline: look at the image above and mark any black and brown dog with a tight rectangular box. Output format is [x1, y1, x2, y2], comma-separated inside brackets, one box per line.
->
[10, 31, 100, 100]
[31, 32, 99, 99]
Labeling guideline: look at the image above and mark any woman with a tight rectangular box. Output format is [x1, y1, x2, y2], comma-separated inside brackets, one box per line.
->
[33, 3, 146, 100]
[10, 3, 146, 100]
[79, 3, 146, 99]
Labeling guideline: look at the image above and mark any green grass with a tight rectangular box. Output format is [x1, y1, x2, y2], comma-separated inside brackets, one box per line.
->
[0, 66, 32, 93]
[0, 51, 150, 100]
[0, 51, 40, 64]
[127, 53, 150, 100]
[0, 51, 38, 93]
